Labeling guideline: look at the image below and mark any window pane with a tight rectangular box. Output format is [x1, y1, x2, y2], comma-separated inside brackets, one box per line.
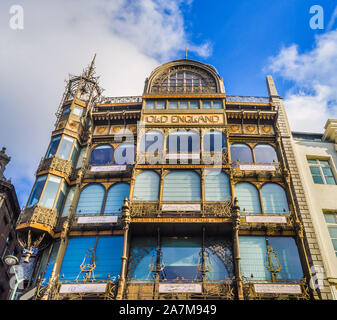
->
[324, 213, 336, 224]
[114, 144, 135, 165]
[332, 239, 337, 251]
[90, 145, 113, 165]
[203, 131, 226, 152]
[202, 100, 211, 109]
[309, 166, 320, 175]
[328, 227, 337, 238]
[27, 175, 47, 207]
[61, 187, 75, 217]
[235, 182, 261, 214]
[230, 144, 253, 163]
[313, 176, 324, 184]
[76, 184, 105, 215]
[40, 175, 61, 209]
[46, 136, 61, 158]
[145, 101, 154, 109]
[268, 237, 303, 280]
[55, 182, 67, 213]
[128, 237, 156, 281]
[156, 101, 165, 109]
[239, 236, 270, 281]
[63, 105, 70, 115]
[133, 171, 160, 201]
[167, 131, 200, 153]
[205, 237, 233, 280]
[261, 183, 289, 214]
[58, 136, 74, 160]
[307, 159, 317, 164]
[254, 144, 278, 163]
[180, 101, 188, 109]
[73, 106, 83, 116]
[319, 160, 330, 166]
[160, 237, 201, 281]
[141, 131, 164, 153]
[322, 167, 333, 176]
[326, 177, 336, 185]
[104, 183, 130, 215]
[70, 142, 79, 165]
[169, 101, 178, 109]
[163, 170, 201, 202]
[190, 101, 199, 109]
[205, 171, 231, 201]
[213, 101, 222, 109]
[76, 147, 86, 169]
[42, 242, 60, 284]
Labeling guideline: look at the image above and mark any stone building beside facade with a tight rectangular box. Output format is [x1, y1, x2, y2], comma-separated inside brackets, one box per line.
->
[14, 57, 333, 300]
[0, 147, 21, 299]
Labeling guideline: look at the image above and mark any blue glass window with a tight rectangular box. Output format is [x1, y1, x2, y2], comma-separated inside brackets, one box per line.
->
[239, 236, 303, 281]
[163, 170, 201, 202]
[169, 101, 178, 109]
[63, 105, 70, 115]
[234, 182, 261, 214]
[104, 183, 130, 215]
[127, 237, 157, 281]
[76, 184, 105, 215]
[261, 183, 289, 214]
[55, 182, 67, 214]
[254, 144, 278, 163]
[90, 145, 113, 165]
[205, 237, 233, 280]
[140, 130, 164, 153]
[27, 175, 47, 207]
[145, 101, 154, 109]
[160, 237, 201, 281]
[60, 236, 123, 281]
[70, 142, 79, 165]
[230, 143, 253, 163]
[213, 100, 222, 109]
[46, 136, 61, 159]
[202, 100, 211, 109]
[205, 171, 231, 201]
[42, 242, 60, 284]
[133, 171, 160, 201]
[190, 100, 199, 109]
[40, 175, 62, 209]
[167, 131, 200, 153]
[58, 136, 74, 160]
[114, 144, 136, 165]
[203, 130, 226, 152]
[61, 187, 75, 217]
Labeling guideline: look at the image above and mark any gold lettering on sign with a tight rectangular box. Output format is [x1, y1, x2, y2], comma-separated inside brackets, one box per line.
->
[144, 114, 223, 125]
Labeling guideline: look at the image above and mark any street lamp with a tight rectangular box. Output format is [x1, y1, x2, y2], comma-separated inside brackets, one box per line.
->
[3, 255, 24, 300]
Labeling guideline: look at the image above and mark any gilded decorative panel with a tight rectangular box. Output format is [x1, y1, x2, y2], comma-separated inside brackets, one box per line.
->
[243, 124, 258, 135]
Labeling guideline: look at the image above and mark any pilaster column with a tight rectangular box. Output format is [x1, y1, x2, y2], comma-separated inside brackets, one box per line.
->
[116, 198, 131, 300]
[232, 198, 243, 300]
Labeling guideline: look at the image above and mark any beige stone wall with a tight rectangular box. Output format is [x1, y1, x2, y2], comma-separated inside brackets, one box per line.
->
[292, 137, 337, 299]
[274, 96, 334, 299]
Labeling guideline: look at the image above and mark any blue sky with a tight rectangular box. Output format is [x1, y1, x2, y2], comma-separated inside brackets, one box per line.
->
[1, 0, 337, 207]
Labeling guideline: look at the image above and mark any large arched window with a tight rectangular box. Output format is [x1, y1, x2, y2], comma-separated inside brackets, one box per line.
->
[230, 143, 253, 163]
[104, 183, 130, 215]
[76, 184, 105, 215]
[203, 130, 226, 153]
[114, 143, 136, 165]
[166, 130, 200, 154]
[261, 183, 289, 214]
[163, 170, 201, 202]
[89, 145, 113, 165]
[234, 182, 261, 214]
[133, 171, 160, 201]
[152, 70, 216, 94]
[140, 130, 164, 153]
[254, 144, 278, 164]
[204, 171, 231, 201]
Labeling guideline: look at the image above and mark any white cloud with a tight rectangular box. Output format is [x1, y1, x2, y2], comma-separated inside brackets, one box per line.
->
[0, 0, 211, 206]
[266, 30, 337, 133]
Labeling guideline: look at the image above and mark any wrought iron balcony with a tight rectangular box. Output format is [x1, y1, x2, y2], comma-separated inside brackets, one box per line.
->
[36, 156, 73, 178]
[17, 205, 58, 231]
[125, 279, 235, 300]
[129, 200, 233, 218]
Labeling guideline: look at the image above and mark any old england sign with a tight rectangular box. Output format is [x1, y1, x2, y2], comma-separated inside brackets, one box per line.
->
[143, 113, 224, 125]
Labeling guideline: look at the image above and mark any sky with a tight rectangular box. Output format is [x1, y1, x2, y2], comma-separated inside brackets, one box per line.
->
[0, 0, 337, 207]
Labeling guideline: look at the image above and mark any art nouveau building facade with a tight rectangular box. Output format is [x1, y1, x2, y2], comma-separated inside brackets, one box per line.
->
[14, 58, 333, 300]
